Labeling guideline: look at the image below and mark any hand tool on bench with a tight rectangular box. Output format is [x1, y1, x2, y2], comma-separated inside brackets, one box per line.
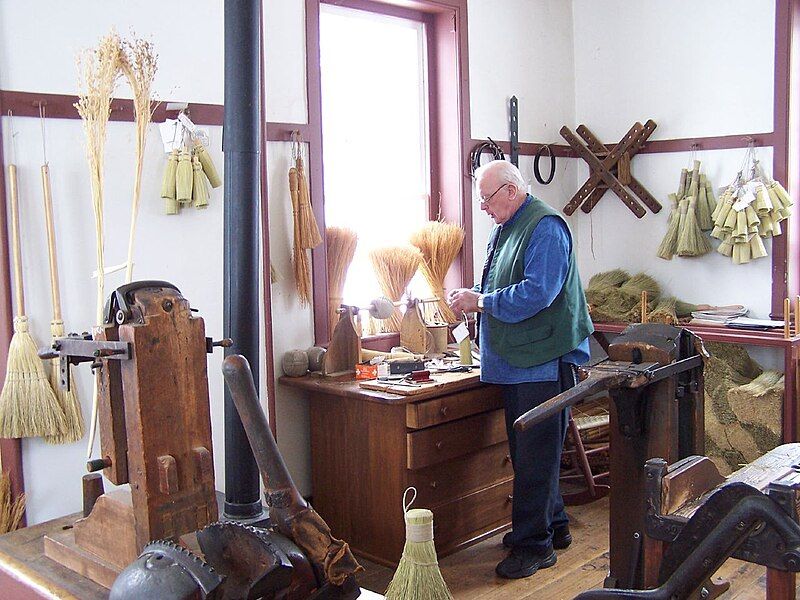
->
[514, 323, 706, 590]
[561, 125, 647, 218]
[578, 121, 660, 214]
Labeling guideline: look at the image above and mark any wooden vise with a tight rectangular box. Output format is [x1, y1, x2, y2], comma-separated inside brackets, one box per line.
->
[515, 323, 706, 589]
[41, 281, 226, 587]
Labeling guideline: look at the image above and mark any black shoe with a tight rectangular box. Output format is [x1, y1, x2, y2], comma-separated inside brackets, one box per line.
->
[495, 547, 557, 579]
[502, 525, 572, 549]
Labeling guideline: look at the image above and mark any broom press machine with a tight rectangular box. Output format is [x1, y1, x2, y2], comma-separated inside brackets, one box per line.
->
[41, 281, 363, 599]
[514, 323, 706, 590]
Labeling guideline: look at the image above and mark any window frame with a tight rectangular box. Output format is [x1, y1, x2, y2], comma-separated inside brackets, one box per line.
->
[306, 0, 473, 344]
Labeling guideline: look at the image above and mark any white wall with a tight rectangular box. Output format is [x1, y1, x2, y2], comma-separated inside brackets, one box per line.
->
[570, 0, 777, 319]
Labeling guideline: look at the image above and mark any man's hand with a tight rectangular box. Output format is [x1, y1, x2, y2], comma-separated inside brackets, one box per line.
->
[447, 288, 481, 315]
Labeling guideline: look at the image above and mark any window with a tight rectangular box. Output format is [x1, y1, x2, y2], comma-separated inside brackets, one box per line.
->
[320, 3, 432, 308]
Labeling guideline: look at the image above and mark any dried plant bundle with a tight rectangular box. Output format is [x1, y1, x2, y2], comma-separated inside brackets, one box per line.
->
[75, 31, 122, 457]
[289, 168, 313, 305]
[0, 473, 25, 534]
[656, 194, 680, 260]
[119, 36, 158, 283]
[326, 227, 358, 331]
[296, 156, 322, 249]
[369, 246, 422, 332]
[410, 221, 465, 324]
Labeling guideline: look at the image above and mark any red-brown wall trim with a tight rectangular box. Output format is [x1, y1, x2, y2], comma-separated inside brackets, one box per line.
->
[771, 0, 796, 318]
[322, 0, 430, 21]
[0, 89, 26, 526]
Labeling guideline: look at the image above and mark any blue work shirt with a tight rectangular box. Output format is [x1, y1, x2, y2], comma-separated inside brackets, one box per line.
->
[478, 198, 590, 384]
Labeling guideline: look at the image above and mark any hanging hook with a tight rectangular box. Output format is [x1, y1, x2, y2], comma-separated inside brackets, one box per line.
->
[38, 101, 48, 165]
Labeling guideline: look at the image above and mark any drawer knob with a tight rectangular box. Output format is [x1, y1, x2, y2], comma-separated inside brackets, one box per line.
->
[507, 494, 514, 502]
[430, 481, 438, 489]
[435, 441, 444, 450]
[439, 406, 449, 416]
[504, 454, 512, 464]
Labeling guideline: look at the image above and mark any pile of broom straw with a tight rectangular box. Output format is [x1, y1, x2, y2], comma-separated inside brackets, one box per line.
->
[657, 159, 716, 260]
[703, 342, 783, 475]
[710, 158, 792, 265]
[369, 246, 423, 333]
[585, 269, 698, 325]
[410, 221, 465, 324]
[0, 471, 24, 535]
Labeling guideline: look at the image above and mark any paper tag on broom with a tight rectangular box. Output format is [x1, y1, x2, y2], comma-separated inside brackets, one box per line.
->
[453, 322, 469, 344]
[160, 119, 180, 153]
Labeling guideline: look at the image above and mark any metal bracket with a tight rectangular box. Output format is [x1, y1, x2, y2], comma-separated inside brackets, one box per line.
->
[41, 334, 131, 392]
[509, 96, 519, 167]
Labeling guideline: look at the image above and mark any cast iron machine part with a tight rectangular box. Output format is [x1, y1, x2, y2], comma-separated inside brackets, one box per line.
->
[514, 323, 706, 589]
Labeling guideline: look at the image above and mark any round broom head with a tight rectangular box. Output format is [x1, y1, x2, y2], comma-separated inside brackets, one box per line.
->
[0, 317, 67, 438]
[385, 508, 453, 600]
[160, 149, 178, 199]
[45, 320, 84, 445]
[656, 194, 680, 260]
[194, 142, 222, 188]
[369, 246, 423, 332]
[191, 156, 209, 209]
[410, 221, 465, 324]
[175, 149, 193, 203]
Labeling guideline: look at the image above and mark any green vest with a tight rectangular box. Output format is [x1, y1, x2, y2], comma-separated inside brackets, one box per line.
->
[485, 197, 593, 368]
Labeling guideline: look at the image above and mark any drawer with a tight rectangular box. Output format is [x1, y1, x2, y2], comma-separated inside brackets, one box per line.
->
[406, 386, 503, 429]
[431, 478, 514, 551]
[406, 409, 507, 469]
[408, 442, 513, 507]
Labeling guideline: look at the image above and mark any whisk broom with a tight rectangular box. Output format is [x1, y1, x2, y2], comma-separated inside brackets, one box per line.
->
[295, 152, 322, 249]
[385, 488, 453, 600]
[289, 167, 312, 305]
[0, 164, 66, 439]
[410, 221, 464, 324]
[41, 162, 84, 444]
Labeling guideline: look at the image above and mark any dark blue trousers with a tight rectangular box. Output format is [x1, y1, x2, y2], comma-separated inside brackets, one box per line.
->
[501, 361, 576, 552]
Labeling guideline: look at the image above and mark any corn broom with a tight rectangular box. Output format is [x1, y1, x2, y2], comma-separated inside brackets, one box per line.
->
[656, 193, 680, 260]
[175, 148, 193, 203]
[410, 221, 464, 324]
[161, 149, 179, 214]
[295, 154, 322, 249]
[41, 163, 84, 444]
[192, 154, 209, 209]
[385, 488, 453, 600]
[289, 167, 312, 305]
[0, 164, 66, 439]
[326, 227, 358, 331]
[369, 246, 423, 332]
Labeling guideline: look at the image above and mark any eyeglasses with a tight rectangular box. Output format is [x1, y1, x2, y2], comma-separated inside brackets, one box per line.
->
[477, 184, 508, 206]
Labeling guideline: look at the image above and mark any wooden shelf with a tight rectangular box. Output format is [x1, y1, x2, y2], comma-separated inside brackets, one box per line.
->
[592, 321, 800, 442]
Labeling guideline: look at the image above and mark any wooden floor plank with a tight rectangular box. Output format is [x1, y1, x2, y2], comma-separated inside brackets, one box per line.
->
[355, 497, 794, 599]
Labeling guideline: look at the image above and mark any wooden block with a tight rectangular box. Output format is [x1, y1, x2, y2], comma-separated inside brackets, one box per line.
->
[661, 456, 724, 515]
[44, 527, 121, 589]
[95, 325, 129, 485]
[400, 301, 432, 354]
[72, 488, 137, 570]
[324, 310, 361, 375]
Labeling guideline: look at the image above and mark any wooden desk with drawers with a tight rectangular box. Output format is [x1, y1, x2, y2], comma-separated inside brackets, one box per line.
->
[281, 373, 511, 566]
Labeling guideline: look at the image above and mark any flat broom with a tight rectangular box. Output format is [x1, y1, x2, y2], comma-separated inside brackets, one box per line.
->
[0, 164, 66, 439]
[40, 160, 84, 444]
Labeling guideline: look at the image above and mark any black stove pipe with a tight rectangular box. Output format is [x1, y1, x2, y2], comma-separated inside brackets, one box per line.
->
[223, 0, 263, 519]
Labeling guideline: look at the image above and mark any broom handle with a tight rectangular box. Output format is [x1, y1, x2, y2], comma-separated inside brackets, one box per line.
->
[41, 164, 62, 322]
[8, 165, 24, 317]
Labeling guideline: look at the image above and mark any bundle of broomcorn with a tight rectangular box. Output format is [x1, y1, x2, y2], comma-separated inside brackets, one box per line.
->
[289, 150, 323, 306]
[326, 227, 358, 330]
[657, 160, 715, 260]
[0, 471, 25, 534]
[702, 342, 783, 475]
[710, 154, 792, 265]
[160, 138, 221, 214]
[409, 221, 464, 324]
[369, 246, 423, 332]
[585, 270, 698, 325]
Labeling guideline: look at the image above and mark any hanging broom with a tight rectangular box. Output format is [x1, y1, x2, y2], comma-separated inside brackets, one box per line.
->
[410, 221, 465, 324]
[175, 148, 193, 203]
[677, 195, 711, 257]
[656, 193, 680, 260]
[75, 30, 122, 457]
[295, 152, 323, 250]
[369, 246, 423, 332]
[41, 163, 84, 444]
[326, 227, 358, 332]
[192, 154, 209, 209]
[385, 488, 453, 600]
[161, 149, 179, 215]
[289, 167, 312, 305]
[119, 36, 157, 283]
[194, 141, 222, 188]
[0, 164, 66, 439]
[0, 471, 25, 535]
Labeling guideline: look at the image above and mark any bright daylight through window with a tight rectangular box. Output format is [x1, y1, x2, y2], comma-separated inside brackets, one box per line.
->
[320, 4, 432, 324]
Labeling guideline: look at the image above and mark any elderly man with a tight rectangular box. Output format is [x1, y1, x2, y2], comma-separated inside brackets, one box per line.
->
[447, 160, 593, 579]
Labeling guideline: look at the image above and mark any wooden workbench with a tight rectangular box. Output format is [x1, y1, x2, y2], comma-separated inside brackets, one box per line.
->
[281, 371, 511, 567]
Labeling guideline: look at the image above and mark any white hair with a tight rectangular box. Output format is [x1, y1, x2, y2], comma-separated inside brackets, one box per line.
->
[474, 159, 526, 191]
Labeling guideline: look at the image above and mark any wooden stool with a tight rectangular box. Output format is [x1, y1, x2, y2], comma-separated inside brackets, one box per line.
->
[561, 407, 610, 505]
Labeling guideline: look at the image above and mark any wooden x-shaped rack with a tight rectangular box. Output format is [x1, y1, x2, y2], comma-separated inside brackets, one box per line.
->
[561, 120, 661, 218]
